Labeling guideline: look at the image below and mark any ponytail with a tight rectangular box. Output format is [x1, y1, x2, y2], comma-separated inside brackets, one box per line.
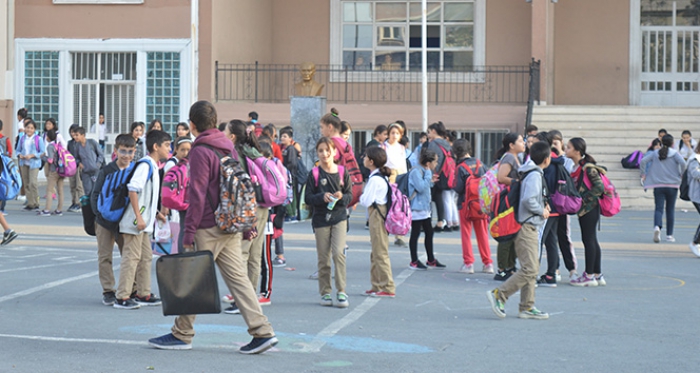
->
[378, 166, 392, 177]
[659, 134, 674, 161]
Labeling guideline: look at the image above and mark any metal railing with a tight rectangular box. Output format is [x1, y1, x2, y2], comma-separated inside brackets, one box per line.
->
[215, 61, 532, 105]
[524, 58, 541, 135]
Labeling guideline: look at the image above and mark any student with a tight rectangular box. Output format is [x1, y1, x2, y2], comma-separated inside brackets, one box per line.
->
[362, 125, 388, 228]
[641, 134, 686, 243]
[130, 121, 147, 161]
[148, 119, 163, 133]
[38, 130, 65, 216]
[90, 113, 107, 150]
[383, 123, 408, 247]
[148, 101, 277, 353]
[487, 141, 551, 320]
[493, 133, 525, 281]
[91, 134, 136, 306]
[14, 109, 28, 203]
[525, 124, 538, 137]
[676, 130, 697, 161]
[566, 138, 606, 287]
[425, 121, 451, 232]
[407, 148, 446, 270]
[408, 132, 428, 168]
[304, 137, 352, 307]
[222, 120, 270, 314]
[42, 119, 67, 201]
[249, 111, 263, 137]
[279, 126, 304, 222]
[443, 130, 459, 231]
[686, 143, 700, 257]
[175, 122, 194, 140]
[162, 136, 193, 251]
[17, 119, 44, 211]
[340, 121, 352, 142]
[114, 130, 170, 310]
[452, 139, 493, 274]
[658, 128, 668, 141]
[261, 124, 283, 160]
[72, 127, 105, 195]
[67, 125, 84, 213]
[0, 120, 13, 215]
[359, 145, 396, 298]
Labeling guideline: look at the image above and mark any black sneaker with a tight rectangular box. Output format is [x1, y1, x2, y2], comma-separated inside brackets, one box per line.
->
[67, 204, 81, 213]
[113, 298, 140, 310]
[134, 293, 162, 306]
[239, 336, 278, 354]
[434, 225, 444, 233]
[426, 259, 446, 270]
[224, 302, 240, 314]
[148, 333, 192, 350]
[1, 230, 18, 246]
[102, 291, 117, 306]
[537, 274, 557, 288]
[494, 270, 509, 281]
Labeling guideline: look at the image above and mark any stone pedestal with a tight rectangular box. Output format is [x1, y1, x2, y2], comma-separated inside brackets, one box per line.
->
[290, 96, 326, 172]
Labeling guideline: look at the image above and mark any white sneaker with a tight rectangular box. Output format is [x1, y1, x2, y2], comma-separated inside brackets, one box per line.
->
[666, 235, 675, 243]
[460, 264, 474, 274]
[595, 274, 606, 286]
[689, 242, 700, 258]
[17, 195, 26, 202]
[555, 270, 562, 282]
[569, 271, 579, 282]
[482, 263, 495, 274]
[221, 294, 234, 303]
[653, 226, 661, 243]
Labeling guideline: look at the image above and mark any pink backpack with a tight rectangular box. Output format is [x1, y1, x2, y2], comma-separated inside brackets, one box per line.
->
[55, 142, 77, 178]
[478, 161, 502, 215]
[247, 156, 288, 208]
[372, 175, 412, 236]
[583, 165, 621, 217]
[161, 158, 190, 211]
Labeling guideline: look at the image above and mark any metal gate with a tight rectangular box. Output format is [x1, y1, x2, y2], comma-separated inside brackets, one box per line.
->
[71, 52, 136, 154]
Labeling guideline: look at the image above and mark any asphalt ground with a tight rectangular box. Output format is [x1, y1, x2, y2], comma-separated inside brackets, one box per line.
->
[1, 186, 699, 372]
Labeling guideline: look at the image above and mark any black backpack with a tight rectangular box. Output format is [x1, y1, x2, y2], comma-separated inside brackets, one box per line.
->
[621, 150, 643, 169]
[680, 169, 690, 201]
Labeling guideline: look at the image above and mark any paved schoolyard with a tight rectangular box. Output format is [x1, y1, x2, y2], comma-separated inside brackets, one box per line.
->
[0, 195, 699, 372]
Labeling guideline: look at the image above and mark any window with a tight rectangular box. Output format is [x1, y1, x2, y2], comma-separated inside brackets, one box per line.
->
[146, 52, 181, 134]
[24, 51, 60, 124]
[335, 1, 483, 71]
[53, 0, 143, 4]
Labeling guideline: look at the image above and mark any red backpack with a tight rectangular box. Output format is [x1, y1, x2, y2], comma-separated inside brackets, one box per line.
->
[331, 137, 363, 207]
[458, 160, 487, 221]
[436, 143, 457, 190]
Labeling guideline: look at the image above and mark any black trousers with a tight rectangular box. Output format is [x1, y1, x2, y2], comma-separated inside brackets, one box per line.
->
[431, 186, 445, 224]
[578, 205, 602, 274]
[409, 218, 435, 263]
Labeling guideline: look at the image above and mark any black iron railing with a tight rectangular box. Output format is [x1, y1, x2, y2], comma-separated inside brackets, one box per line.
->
[215, 61, 532, 105]
[525, 58, 541, 135]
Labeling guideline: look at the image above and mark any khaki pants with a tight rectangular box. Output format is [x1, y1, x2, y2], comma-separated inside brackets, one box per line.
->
[115, 232, 152, 300]
[497, 223, 540, 312]
[44, 170, 65, 212]
[172, 227, 274, 343]
[69, 170, 84, 204]
[240, 207, 269, 290]
[95, 223, 125, 293]
[314, 220, 347, 295]
[368, 204, 395, 293]
[19, 165, 39, 208]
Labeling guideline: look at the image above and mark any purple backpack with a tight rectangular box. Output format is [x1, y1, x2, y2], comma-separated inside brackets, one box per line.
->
[621, 150, 643, 169]
[246, 156, 288, 208]
[372, 175, 412, 236]
[55, 142, 77, 178]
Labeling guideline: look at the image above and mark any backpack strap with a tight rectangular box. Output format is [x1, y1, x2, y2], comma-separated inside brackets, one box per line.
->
[34, 135, 40, 152]
[313, 165, 344, 187]
[370, 173, 391, 221]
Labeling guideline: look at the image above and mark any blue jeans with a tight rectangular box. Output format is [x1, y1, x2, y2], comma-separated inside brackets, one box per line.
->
[653, 187, 678, 236]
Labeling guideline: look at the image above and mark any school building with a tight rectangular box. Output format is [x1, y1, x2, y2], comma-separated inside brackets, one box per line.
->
[0, 0, 698, 166]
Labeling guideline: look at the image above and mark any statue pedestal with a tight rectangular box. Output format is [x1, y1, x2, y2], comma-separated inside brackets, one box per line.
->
[290, 96, 326, 172]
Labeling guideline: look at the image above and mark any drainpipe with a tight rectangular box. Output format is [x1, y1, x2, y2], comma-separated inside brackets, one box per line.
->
[191, 0, 199, 104]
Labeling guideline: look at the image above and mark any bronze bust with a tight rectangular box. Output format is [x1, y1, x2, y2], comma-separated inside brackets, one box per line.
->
[294, 62, 324, 96]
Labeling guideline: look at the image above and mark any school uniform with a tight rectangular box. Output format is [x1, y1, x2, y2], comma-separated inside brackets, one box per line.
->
[43, 142, 65, 212]
[359, 170, 395, 294]
[17, 134, 45, 209]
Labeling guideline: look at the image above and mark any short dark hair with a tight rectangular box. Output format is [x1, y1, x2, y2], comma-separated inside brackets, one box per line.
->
[529, 141, 551, 165]
[69, 124, 80, 133]
[658, 128, 667, 135]
[130, 121, 145, 134]
[189, 101, 218, 133]
[452, 138, 472, 159]
[279, 126, 293, 138]
[17, 108, 27, 119]
[114, 134, 136, 149]
[525, 124, 538, 134]
[248, 111, 258, 120]
[146, 130, 172, 153]
[46, 129, 57, 142]
[75, 127, 86, 135]
[420, 148, 438, 166]
[218, 122, 227, 132]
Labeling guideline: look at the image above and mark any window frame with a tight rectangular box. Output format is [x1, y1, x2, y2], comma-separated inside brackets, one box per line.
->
[330, 0, 485, 82]
[53, 0, 143, 4]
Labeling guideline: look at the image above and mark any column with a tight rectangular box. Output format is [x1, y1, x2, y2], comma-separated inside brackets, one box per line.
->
[531, 0, 555, 105]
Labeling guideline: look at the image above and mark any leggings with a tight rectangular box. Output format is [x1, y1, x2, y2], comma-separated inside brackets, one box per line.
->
[442, 190, 459, 226]
[556, 214, 577, 272]
[409, 218, 435, 263]
[431, 186, 445, 224]
[579, 205, 602, 275]
[259, 234, 274, 298]
[693, 202, 700, 245]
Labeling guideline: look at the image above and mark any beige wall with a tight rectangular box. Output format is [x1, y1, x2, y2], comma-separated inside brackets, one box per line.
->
[485, 0, 532, 66]
[15, 0, 190, 39]
[199, 0, 213, 101]
[270, 0, 330, 65]
[554, 0, 630, 105]
[211, 0, 273, 65]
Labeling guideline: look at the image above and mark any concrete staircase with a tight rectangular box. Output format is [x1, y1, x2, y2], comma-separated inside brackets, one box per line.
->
[531, 106, 700, 210]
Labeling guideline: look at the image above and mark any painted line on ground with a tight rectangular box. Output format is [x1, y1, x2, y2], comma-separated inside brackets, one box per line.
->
[299, 267, 415, 353]
[0, 334, 146, 346]
[0, 259, 95, 274]
[0, 270, 98, 303]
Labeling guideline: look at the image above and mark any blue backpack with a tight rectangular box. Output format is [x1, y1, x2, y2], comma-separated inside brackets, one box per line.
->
[0, 149, 22, 200]
[97, 160, 152, 222]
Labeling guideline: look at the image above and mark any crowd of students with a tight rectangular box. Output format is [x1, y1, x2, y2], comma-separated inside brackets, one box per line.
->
[10, 101, 700, 353]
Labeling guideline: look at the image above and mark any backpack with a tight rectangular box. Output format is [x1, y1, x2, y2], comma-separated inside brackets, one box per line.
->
[680, 168, 691, 201]
[436, 143, 457, 190]
[395, 170, 412, 199]
[488, 169, 536, 242]
[550, 163, 582, 215]
[55, 142, 77, 178]
[582, 165, 621, 217]
[372, 174, 412, 236]
[246, 156, 288, 208]
[0, 136, 11, 157]
[332, 138, 363, 207]
[97, 160, 153, 223]
[479, 160, 502, 215]
[621, 150, 643, 169]
[0, 149, 22, 200]
[458, 160, 487, 221]
[198, 145, 258, 234]
[161, 157, 190, 211]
